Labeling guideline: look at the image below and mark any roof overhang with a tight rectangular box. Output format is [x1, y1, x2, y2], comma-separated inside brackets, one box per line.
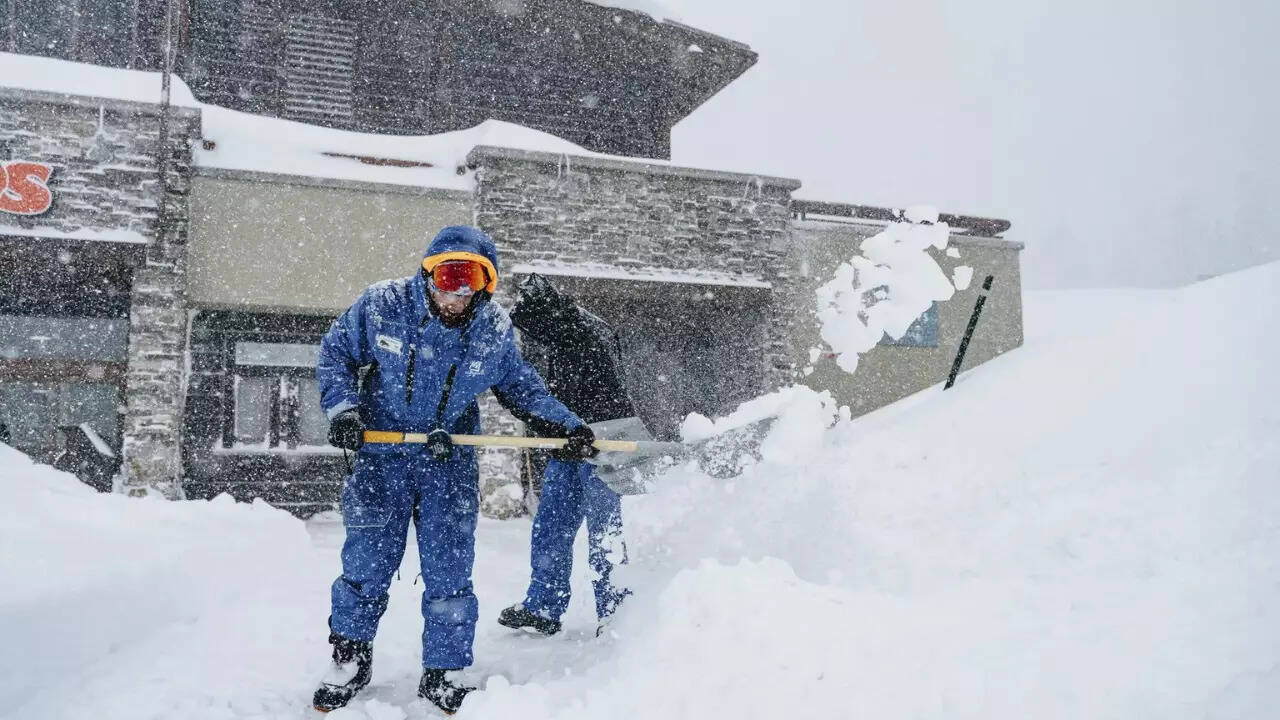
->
[569, 1, 758, 125]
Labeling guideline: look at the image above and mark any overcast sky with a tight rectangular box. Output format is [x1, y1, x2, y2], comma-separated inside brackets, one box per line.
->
[660, 0, 1280, 289]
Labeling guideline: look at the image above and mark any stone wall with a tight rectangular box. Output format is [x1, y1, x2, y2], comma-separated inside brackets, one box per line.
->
[0, 88, 201, 497]
[120, 109, 201, 498]
[0, 89, 199, 242]
[466, 145, 801, 516]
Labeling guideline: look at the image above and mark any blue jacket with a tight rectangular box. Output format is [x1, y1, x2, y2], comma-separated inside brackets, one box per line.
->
[317, 226, 583, 451]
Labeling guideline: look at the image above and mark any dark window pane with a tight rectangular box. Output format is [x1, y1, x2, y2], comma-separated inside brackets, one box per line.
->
[880, 304, 940, 348]
[0, 316, 129, 361]
[233, 375, 271, 445]
[58, 382, 121, 446]
[297, 381, 328, 446]
[0, 381, 57, 457]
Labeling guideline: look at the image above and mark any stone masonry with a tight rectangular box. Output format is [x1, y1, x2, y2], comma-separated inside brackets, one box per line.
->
[120, 109, 202, 499]
[466, 145, 802, 516]
[0, 88, 201, 498]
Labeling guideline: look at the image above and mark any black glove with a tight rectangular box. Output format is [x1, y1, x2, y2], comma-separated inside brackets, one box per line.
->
[554, 425, 599, 461]
[328, 409, 365, 451]
[426, 428, 454, 461]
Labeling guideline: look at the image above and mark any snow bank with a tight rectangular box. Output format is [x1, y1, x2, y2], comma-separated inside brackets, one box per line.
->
[0, 446, 323, 717]
[814, 213, 963, 373]
[469, 261, 1280, 719]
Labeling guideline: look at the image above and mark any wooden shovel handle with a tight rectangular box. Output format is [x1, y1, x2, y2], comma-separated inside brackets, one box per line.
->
[362, 430, 642, 452]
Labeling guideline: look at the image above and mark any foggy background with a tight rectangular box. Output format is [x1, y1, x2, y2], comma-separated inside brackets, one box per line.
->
[660, 0, 1280, 289]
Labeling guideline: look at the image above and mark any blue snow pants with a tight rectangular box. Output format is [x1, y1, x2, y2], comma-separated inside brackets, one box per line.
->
[330, 448, 479, 669]
[523, 458, 628, 621]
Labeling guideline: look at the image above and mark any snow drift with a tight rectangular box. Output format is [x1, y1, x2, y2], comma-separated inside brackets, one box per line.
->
[472, 260, 1280, 719]
[0, 449, 326, 718]
[1, 262, 1277, 719]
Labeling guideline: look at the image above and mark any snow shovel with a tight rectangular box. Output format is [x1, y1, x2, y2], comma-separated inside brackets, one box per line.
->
[361, 420, 686, 496]
[362, 414, 777, 496]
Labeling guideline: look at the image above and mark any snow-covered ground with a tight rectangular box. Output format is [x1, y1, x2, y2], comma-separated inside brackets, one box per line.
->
[2, 262, 1277, 719]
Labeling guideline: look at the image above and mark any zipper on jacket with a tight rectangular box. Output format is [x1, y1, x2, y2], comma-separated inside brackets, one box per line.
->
[433, 322, 470, 430]
[404, 344, 417, 405]
[436, 364, 458, 422]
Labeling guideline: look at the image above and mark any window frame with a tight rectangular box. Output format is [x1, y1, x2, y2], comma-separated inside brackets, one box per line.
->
[221, 342, 330, 453]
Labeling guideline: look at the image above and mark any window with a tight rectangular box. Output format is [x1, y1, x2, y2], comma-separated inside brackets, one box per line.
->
[0, 380, 120, 461]
[0, 315, 129, 361]
[233, 375, 272, 445]
[879, 304, 939, 348]
[229, 343, 328, 450]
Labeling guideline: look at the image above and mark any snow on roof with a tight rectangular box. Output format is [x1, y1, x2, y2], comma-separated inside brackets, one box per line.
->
[0, 51, 198, 106]
[196, 105, 597, 192]
[0, 52, 600, 191]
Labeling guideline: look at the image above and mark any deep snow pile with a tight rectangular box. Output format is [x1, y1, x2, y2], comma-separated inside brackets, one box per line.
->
[2, 262, 1277, 719]
[0, 449, 327, 718]
[470, 261, 1280, 719]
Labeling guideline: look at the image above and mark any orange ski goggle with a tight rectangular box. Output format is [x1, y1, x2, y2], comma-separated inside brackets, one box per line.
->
[429, 260, 488, 296]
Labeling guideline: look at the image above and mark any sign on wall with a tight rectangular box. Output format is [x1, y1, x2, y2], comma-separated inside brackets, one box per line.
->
[0, 161, 53, 216]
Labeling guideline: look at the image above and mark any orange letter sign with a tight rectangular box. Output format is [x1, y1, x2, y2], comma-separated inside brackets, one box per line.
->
[0, 161, 54, 215]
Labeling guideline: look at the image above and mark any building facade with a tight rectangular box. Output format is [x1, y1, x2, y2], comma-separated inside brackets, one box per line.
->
[4, 0, 754, 159]
[0, 87, 200, 499]
[0, 3, 1024, 517]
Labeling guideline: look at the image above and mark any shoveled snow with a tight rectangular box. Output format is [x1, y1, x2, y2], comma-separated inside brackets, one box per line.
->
[678, 385, 842, 443]
[814, 218, 960, 373]
[903, 204, 940, 224]
[2, 262, 1277, 718]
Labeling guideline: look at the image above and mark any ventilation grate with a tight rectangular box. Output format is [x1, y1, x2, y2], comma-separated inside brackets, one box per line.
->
[283, 13, 357, 124]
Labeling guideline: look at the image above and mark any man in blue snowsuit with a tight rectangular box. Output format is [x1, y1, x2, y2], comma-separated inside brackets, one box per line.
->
[495, 274, 636, 636]
[311, 227, 598, 714]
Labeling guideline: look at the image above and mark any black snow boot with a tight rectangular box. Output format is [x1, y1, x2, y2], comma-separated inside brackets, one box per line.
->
[312, 632, 373, 712]
[418, 668, 475, 715]
[497, 603, 562, 636]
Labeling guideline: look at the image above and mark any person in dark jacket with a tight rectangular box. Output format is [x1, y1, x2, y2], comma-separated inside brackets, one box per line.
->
[312, 228, 598, 714]
[496, 274, 636, 635]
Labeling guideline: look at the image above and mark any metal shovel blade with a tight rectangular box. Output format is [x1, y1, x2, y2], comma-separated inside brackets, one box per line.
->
[590, 415, 779, 495]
